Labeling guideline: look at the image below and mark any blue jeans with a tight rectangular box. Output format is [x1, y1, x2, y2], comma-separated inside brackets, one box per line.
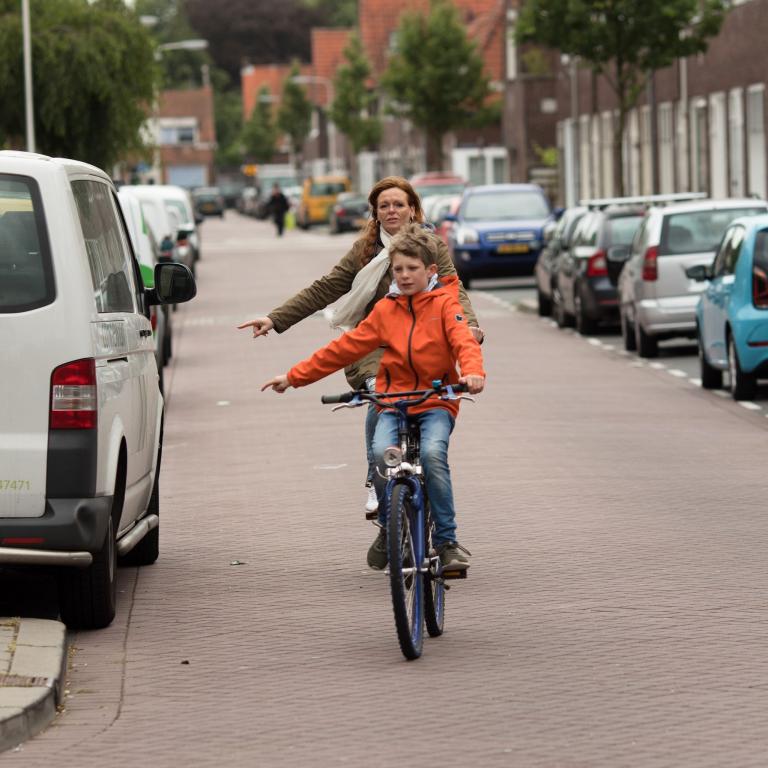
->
[364, 378, 378, 486]
[372, 408, 457, 548]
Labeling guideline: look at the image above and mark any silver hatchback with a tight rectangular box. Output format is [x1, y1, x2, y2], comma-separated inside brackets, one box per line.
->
[617, 199, 768, 357]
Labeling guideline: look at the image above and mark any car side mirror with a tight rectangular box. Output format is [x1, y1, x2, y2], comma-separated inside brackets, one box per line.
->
[685, 264, 711, 282]
[443, 213, 458, 222]
[147, 263, 197, 305]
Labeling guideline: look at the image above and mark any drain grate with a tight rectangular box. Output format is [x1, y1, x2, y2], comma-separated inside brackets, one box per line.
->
[0, 673, 52, 687]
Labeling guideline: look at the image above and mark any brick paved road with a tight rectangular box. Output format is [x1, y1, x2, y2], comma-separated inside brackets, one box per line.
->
[7, 213, 768, 767]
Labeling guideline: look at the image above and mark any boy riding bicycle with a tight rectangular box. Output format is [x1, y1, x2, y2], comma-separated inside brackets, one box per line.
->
[262, 225, 485, 571]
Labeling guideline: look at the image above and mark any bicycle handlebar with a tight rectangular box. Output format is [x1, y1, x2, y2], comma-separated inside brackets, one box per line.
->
[321, 382, 468, 407]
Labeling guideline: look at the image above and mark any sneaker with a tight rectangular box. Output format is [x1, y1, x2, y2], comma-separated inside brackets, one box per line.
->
[367, 528, 388, 570]
[365, 485, 379, 514]
[437, 541, 471, 571]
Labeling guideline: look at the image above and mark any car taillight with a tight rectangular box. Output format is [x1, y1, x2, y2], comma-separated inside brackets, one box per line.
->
[586, 250, 608, 277]
[177, 237, 189, 248]
[642, 246, 658, 281]
[753, 266, 768, 309]
[50, 358, 97, 429]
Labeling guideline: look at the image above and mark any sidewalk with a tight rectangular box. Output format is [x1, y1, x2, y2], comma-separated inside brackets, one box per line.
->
[0, 619, 67, 752]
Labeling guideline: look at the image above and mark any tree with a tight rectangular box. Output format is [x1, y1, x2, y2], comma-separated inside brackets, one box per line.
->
[517, 0, 728, 195]
[381, 0, 494, 170]
[330, 33, 381, 181]
[277, 63, 313, 172]
[185, 0, 326, 84]
[300, 0, 357, 27]
[0, 0, 157, 171]
[242, 87, 278, 163]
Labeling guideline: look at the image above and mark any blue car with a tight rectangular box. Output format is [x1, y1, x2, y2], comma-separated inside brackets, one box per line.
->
[695, 214, 768, 400]
[446, 184, 554, 287]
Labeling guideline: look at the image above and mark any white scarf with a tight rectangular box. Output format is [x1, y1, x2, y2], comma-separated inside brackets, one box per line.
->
[329, 227, 393, 331]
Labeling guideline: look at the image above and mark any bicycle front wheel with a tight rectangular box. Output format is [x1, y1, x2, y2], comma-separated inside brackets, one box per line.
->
[387, 483, 424, 660]
[424, 503, 445, 637]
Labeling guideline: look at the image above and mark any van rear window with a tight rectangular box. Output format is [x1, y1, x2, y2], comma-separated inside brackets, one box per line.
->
[0, 175, 54, 313]
[660, 208, 767, 255]
[311, 182, 347, 196]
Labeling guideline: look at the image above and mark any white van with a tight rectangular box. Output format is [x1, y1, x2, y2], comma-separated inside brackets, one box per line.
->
[125, 185, 201, 271]
[0, 151, 196, 629]
[117, 189, 172, 391]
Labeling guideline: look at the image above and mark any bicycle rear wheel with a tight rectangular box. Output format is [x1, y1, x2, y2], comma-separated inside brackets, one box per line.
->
[424, 503, 445, 637]
[387, 483, 424, 660]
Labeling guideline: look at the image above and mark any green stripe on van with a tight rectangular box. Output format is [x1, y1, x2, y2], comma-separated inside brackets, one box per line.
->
[140, 263, 154, 288]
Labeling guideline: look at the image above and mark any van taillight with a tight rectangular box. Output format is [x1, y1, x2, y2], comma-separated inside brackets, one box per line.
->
[150, 307, 158, 332]
[586, 250, 608, 277]
[642, 246, 659, 281]
[50, 358, 97, 429]
[753, 266, 768, 309]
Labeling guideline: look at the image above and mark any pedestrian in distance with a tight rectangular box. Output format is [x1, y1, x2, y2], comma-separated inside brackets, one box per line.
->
[238, 176, 484, 567]
[266, 183, 290, 237]
[261, 224, 486, 571]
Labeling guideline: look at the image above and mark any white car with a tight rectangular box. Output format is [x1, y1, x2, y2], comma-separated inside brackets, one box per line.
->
[117, 190, 172, 392]
[0, 151, 196, 629]
[618, 198, 768, 357]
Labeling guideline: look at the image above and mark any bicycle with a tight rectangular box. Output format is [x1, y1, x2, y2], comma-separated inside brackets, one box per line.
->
[322, 381, 473, 660]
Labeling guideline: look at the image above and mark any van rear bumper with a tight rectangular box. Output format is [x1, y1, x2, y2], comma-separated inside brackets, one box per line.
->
[0, 496, 112, 566]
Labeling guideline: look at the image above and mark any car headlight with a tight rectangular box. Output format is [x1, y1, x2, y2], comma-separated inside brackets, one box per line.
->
[456, 226, 479, 246]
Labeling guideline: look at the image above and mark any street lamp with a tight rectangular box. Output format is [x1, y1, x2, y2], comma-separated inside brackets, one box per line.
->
[22, 0, 34, 152]
[290, 75, 337, 172]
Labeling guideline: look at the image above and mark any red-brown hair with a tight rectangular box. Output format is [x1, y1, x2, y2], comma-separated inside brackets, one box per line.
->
[357, 176, 425, 266]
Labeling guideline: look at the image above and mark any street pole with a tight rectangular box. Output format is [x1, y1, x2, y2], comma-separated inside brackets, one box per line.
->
[22, 0, 35, 152]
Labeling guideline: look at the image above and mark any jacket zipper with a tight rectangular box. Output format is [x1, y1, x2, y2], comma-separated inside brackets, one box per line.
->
[407, 297, 419, 390]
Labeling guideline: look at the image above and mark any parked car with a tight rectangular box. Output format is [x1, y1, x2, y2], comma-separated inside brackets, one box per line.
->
[329, 192, 369, 233]
[122, 186, 195, 275]
[432, 195, 462, 245]
[155, 184, 203, 264]
[446, 184, 553, 287]
[117, 190, 172, 392]
[238, 186, 259, 216]
[0, 151, 196, 629]
[254, 175, 301, 218]
[534, 205, 587, 316]
[555, 204, 645, 333]
[296, 175, 351, 228]
[409, 172, 467, 200]
[693, 214, 768, 400]
[192, 186, 225, 218]
[617, 198, 768, 356]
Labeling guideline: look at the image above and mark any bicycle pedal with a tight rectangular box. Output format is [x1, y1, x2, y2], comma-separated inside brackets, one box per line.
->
[442, 569, 467, 580]
[364, 511, 378, 520]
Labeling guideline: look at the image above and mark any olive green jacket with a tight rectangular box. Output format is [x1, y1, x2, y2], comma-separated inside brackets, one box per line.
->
[268, 235, 478, 389]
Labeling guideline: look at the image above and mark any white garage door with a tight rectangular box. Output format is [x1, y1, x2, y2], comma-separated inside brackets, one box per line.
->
[167, 165, 207, 189]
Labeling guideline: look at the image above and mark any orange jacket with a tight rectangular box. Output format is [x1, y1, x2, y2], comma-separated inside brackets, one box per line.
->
[287, 275, 485, 417]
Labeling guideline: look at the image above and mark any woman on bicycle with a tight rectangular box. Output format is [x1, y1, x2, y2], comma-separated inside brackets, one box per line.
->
[239, 177, 483, 529]
[261, 225, 485, 571]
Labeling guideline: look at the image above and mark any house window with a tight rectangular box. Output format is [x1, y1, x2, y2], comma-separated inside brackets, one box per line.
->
[159, 122, 197, 146]
[747, 85, 766, 199]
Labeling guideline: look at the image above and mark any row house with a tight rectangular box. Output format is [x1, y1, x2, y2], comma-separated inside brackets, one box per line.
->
[547, 0, 767, 206]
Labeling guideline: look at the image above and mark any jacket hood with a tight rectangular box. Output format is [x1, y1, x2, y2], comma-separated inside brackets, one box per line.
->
[387, 274, 460, 307]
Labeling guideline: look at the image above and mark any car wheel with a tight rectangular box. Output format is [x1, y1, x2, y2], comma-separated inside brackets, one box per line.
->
[698, 327, 722, 389]
[458, 271, 471, 290]
[621, 308, 637, 352]
[574, 291, 598, 335]
[58, 512, 118, 629]
[635, 318, 658, 358]
[727, 333, 756, 400]
[537, 288, 552, 316]
[553, 286, 574, 329]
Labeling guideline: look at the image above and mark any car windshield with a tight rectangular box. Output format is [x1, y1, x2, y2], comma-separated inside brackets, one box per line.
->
[165, 199, 190, 224]
[660, 207, 767, 255]
[0, 175, 52, 313]
[310, 182, 347, 196]
[414, 183, 466, 198]
[607, 215, 644, 245]
[462, 190, 550, 222]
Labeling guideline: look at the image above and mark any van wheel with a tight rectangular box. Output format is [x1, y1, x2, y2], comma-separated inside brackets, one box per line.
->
[59, 515, 117, 630]
[458, 271, 471, 290]
[537, 288, 552, 316]
[119, 482, 159, 567]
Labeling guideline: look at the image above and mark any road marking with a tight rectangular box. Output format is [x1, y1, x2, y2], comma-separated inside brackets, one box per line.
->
[313, 463, 348, 470]
[216, 401, 231, 406]
[587, 338, 602, 347]
[689, 378, 702, 386]
[713, 390, 729, 398]
[738, 401, 762, 411]
[649, 362, 665, 370]
[667, 369, 687, 378]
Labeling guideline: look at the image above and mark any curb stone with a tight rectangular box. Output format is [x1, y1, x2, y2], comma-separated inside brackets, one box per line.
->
[0, 619, 68, 753]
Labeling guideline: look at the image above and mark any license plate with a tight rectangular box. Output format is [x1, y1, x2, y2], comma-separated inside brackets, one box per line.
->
[497, 243, 530, 254]
[353, 217, 367, 228]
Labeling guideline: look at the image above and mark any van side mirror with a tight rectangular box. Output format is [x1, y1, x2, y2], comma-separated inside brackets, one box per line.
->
[147, 263, 197, 305]
[685, 264, 711, 282]
[443, 213, 458, 223]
